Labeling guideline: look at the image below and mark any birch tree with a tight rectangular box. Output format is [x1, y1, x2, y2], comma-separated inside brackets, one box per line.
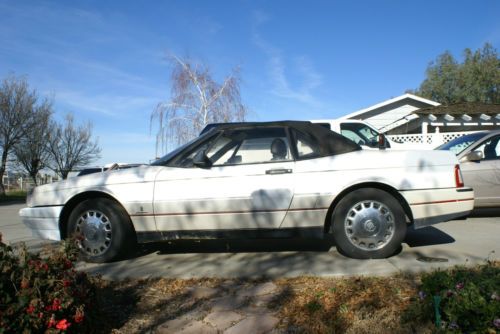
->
[151, 54, 247, 156]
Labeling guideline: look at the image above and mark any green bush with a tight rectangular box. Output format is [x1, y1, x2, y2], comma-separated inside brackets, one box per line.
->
[403, 262, 500, 333]
[0, 233, 96, 333]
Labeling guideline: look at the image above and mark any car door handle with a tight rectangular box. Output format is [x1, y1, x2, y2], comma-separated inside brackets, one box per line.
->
[265, 168, 293, 175]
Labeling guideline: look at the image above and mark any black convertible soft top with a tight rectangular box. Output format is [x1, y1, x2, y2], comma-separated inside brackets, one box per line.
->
[201, 120, 361, 157]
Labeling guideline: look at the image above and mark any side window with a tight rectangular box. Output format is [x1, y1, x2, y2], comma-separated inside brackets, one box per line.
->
[340, 123, 379, 147]
[473, 136, 500, 160]
[175, 141, 213, 167]
[291, 129, 321, 159]
[211, 127, 292, 166]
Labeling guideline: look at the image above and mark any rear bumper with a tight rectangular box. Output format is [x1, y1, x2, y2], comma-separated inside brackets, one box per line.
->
[19, 206, 62, 241]
[401, 187, 474, 229]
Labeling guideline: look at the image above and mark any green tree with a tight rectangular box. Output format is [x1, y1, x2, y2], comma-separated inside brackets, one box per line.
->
[413, 43, 500, 104]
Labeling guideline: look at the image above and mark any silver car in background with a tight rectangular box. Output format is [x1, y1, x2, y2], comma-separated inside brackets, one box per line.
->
[438, 130, 500, 207]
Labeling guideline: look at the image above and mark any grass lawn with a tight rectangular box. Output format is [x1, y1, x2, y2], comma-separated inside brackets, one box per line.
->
[93, 262, 499, 333]
[94, 275, 425, 333]
[0, 190, 26, 203]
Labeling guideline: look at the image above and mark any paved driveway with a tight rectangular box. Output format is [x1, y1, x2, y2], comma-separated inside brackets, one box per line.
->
[0, 201, 32, 243]
[1, 202, 499, 280]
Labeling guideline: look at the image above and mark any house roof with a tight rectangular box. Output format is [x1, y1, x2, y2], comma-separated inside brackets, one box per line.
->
[340, 93, 440, 120]
[415, 102, 500, 115]
[383, 102, 500, 135]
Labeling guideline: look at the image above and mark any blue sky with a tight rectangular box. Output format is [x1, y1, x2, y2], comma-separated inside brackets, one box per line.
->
[1, 0, 499, 165]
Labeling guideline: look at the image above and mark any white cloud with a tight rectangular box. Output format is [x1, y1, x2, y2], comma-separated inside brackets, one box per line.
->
[104, 131, 156, 145]
[54, 89, 159, 117]
[251, 11, 323, 107]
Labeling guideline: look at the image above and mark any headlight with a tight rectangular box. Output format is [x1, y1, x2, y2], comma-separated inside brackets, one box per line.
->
[26, 188, 34, 207]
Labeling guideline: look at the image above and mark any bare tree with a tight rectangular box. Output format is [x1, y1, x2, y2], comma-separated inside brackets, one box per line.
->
[13, 100, 53, 185]
[46, 113, 101, 179]
[151, 54, 247, 156]
[0, 75, 39, 195]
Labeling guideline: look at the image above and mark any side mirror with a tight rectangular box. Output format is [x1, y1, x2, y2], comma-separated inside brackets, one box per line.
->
[378, 134, 389, 149]
[192, 150, 212, 168]
[460, 151, 483, 162]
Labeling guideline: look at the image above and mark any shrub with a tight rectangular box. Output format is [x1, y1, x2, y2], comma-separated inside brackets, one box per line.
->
[0, 233, 96, 333]
[403, 262, 500, 333]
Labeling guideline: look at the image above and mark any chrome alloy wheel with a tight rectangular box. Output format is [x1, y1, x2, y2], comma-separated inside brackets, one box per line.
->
[75, 210, 112, 256]
[344, 200, 395, 251]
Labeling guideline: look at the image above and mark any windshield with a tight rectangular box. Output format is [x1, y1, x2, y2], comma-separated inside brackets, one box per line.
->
[150, 131, 213, 166]
[436, 132, 487, 155]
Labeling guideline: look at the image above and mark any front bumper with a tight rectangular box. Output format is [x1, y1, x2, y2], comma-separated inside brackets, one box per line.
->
[19, 206, 63, 241]
[401, 187, 474, 229]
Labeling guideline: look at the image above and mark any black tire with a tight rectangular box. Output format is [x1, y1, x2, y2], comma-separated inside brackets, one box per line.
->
[331, 188, 406, 259]
[67, 198, 136, 263]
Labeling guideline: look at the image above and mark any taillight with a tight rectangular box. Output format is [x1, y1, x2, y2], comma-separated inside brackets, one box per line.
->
[454, 164, 464, 188]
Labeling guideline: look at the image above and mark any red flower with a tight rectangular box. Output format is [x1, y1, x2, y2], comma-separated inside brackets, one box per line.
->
[47, 316, 56, 328]
[26, 305, 35, 314]
[74, 313, 84, 323]
[41, 263, 49, 271]
[63, 280, 71, 287]
[56, 319, 71, 330]
[64, 260, 73, 269]
[51, 298, 62, 311]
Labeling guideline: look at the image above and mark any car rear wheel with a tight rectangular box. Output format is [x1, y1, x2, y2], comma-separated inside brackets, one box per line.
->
[67, 198, 136, 263]
[331, 188, 406, 259]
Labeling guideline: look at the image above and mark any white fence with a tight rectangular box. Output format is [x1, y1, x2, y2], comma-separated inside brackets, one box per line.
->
[2, 174, 57, 192]
[387, 131, 478, 147]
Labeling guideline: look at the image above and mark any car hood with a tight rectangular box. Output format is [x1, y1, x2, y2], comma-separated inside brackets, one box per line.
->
[34, 166, 164, 193]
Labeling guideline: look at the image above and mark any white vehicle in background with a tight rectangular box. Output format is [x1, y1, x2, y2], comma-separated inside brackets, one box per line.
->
[311, 119, 421, 150]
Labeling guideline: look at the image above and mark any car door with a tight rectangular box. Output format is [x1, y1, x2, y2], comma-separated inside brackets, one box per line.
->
[153, 127, 295, 232]
[461, 135, 500, 206]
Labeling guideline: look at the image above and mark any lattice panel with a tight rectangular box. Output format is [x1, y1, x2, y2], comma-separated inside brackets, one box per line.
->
[388, 131, 477, 146]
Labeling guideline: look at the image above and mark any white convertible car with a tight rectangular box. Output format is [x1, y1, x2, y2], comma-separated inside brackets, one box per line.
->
[20, 121, 474, 262]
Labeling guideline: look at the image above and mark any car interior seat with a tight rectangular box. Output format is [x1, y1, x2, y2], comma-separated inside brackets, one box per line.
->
[270, 138, 287, 160]
[483, 142, 498, 160]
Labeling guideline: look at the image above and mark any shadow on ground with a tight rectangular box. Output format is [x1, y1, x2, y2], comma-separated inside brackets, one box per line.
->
[404, 226, 455, 248]
[124, 225, 455, 262]
[469, 208, 500, 217]
[128, 236, 336, 261]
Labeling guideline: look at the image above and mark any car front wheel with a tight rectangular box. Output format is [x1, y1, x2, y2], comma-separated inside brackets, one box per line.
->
[331, 188, 406, 259]
[67, 198, 136, 263]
